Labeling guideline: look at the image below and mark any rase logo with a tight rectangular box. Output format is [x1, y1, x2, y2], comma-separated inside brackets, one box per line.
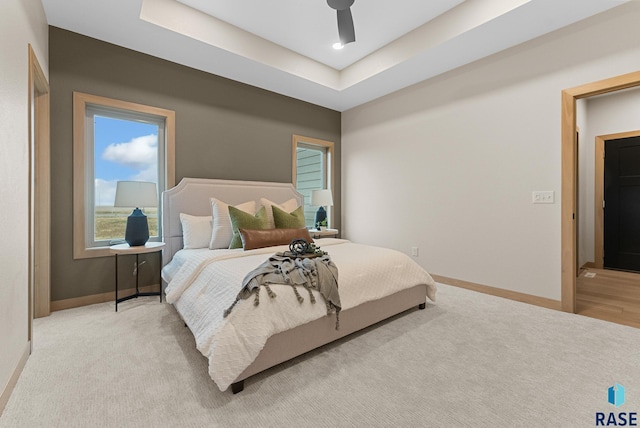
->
[596, 383, 637, 426]
[610, 384, 626, 408]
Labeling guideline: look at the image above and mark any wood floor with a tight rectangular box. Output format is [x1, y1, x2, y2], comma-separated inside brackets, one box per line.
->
[576, 267, 640, 329]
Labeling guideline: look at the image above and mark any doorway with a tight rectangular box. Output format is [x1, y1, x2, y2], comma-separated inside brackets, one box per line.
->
[561, 71, 640, 314]
[576, 130, 640, 328]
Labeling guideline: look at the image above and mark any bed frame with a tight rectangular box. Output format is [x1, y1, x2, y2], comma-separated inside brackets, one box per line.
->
[162, 178, 427, 393]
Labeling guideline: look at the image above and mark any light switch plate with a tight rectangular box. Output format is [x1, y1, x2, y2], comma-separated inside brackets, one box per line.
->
[532, 191, 554, 204]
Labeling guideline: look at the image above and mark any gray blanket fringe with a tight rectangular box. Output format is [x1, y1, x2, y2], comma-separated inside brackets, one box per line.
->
[223, 252, 341, 329]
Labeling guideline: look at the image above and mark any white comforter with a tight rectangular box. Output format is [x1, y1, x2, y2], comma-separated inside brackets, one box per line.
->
[164, 239, 436, 391]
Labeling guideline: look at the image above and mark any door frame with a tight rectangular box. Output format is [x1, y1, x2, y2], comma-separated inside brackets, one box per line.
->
[28, 45, 51, 330]
[561, 71, 640, 313]
[594, 130, 640, 269]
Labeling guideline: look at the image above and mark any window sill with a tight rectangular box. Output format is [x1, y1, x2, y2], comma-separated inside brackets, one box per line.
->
[73, 245, 112, 260]
[74, 238, 164, 260]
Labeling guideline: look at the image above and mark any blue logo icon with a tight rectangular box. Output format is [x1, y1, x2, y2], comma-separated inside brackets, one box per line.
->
[609, 383, 625, 408]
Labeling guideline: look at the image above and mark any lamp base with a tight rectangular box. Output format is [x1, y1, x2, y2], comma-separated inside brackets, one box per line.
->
[124, 208, 149, 246]
[314, 206, 327, 229]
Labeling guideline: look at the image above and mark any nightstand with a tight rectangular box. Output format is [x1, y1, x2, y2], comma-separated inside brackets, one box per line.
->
[310, 228, 339, 239]
[110, 242, 165, 312]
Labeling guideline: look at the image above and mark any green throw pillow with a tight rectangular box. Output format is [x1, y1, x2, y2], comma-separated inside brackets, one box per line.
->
[228, 205, 268, 249]
[272, 205, 306, 229]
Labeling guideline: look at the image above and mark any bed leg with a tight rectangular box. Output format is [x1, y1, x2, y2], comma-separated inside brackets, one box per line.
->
[418, 302, 426, 310]
[231, 381, 245, 394]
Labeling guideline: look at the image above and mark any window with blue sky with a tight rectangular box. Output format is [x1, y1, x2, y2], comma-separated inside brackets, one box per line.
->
[87, 106, 165, 244]
[94, 116, 159, 207]
[73, 92, 174, 259]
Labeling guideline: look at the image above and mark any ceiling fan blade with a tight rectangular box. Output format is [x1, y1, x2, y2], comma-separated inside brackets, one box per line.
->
[336, 8, 355, 45]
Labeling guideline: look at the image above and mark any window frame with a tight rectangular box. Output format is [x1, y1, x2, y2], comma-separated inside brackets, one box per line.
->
[73, 92, 175, 259]
[291, 134, 334, 228]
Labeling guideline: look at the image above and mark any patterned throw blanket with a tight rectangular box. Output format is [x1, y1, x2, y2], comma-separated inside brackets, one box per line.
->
[223, 253, 341, 329]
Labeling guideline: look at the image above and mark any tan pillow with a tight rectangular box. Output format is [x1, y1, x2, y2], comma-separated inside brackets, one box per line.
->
[239, 228, 314, 251]
[209, 198, 256, 249]
[260, 197, 299, 229]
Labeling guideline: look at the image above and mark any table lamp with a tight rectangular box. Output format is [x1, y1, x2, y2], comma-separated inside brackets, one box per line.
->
[310, 189, 333, 230]
[114, 181, 158, 246]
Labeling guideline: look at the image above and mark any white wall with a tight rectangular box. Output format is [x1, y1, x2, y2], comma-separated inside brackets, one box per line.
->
[342, 2, 640, 301]
[578, 88, 640, 268]
[0, 0, 48, 402]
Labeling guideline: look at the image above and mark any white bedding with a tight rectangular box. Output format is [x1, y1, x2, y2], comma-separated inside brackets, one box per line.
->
[163, 238, 436, 391]
[161, 248, 211, 283]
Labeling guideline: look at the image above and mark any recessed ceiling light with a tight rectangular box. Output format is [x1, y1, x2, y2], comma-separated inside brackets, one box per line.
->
[332, 42, 344, 50]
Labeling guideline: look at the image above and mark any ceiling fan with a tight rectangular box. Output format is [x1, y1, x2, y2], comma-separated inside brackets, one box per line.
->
[327, 0, 356, 46]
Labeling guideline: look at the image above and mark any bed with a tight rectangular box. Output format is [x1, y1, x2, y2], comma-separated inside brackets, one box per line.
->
[161, 178, 437, 393]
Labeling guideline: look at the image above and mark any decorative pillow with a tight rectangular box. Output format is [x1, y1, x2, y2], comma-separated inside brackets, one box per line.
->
[179, 213, 213, 249]
[209, 198, 256, 249]
[272, 205, 306, 229]
[228, 206, 268, 249]
[260, 197, 299, 229]
[239, 228, 314, 251]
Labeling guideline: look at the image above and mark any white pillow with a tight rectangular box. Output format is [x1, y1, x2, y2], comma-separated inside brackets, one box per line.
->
[260, 197, 299, 229]
[179, 213, 213, 249]
[209, 198, 256, 249]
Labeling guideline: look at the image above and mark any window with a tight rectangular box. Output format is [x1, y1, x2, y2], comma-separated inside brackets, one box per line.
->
[73, 92, 175, 259]
[292, 135, 334, 228]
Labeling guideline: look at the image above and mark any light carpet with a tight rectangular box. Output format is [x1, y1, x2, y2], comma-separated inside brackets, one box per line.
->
[1, 283, 639, 427]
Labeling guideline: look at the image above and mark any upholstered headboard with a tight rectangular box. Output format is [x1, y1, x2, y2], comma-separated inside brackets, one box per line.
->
[161, 178, 304, 266]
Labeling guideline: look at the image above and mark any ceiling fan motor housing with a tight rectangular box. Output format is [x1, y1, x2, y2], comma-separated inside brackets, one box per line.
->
[327, 0, 354, 11]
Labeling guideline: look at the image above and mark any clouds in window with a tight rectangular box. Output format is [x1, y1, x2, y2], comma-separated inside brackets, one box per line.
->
[102, 134, 158, 171]
[95, 134, 159, 206]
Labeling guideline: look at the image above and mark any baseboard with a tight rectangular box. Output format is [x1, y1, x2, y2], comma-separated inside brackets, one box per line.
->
[431, 274, 562, 311]
[581, 262, 596, 269]
[50, 284, 161, 312]
[0, 342, 30, 417]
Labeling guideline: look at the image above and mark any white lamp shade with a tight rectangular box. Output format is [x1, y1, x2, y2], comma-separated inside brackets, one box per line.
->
[310, 189, 333, 207]
[114, 181, 158, 208]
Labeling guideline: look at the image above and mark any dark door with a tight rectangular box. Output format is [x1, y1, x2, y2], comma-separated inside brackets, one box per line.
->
[604, 136, 640, 272]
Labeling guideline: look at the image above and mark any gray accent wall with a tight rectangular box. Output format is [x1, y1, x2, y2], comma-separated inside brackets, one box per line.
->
[49, 27, 341, 302]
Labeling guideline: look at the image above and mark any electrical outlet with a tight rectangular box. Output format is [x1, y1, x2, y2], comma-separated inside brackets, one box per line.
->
[411, 246, 419, 257]
[532, 191, 554, 204]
